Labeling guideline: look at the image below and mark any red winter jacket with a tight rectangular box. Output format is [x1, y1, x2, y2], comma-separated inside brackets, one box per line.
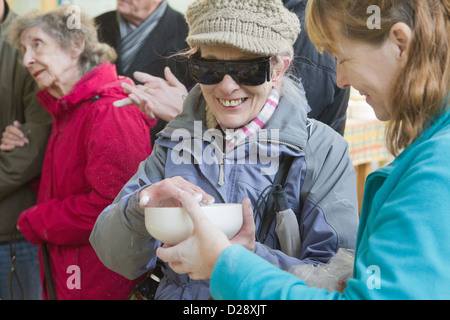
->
[17, 62, 155, 300]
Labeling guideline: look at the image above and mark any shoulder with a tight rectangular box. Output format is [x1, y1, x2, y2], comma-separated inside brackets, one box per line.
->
[160, 6, 189, 32]
[95, 11, 119, 45]
[94, 10, 117, 26]
[307, 119, 349, 154]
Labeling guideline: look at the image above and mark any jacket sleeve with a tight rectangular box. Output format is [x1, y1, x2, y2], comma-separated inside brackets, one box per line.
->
[90, 144, 168, 280]
[17, 105, 151, 246]
[253, 121, 359, 269]
[211, 245, 345, 300]
[0, 76, 52, 200]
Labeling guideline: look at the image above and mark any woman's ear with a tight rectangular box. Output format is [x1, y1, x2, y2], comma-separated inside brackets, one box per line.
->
[389, 22, 412, 67]
[271, 56, 291, 88]
[71, 35, 85, 59]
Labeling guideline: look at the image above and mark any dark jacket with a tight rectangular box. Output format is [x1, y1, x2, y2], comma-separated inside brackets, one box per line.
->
[0, 3, 52, 243]
[283, 0, 350, 135]
[95, 4, 195, 144]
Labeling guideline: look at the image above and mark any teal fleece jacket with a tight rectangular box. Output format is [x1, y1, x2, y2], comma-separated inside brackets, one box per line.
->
[211, 106, 450, 300]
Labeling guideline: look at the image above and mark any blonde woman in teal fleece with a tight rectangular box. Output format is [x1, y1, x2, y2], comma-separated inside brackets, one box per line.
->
[156, 0, 450, 299]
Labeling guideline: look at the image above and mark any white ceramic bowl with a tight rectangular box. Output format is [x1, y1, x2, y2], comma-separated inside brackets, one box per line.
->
[144, 203, 243, 245]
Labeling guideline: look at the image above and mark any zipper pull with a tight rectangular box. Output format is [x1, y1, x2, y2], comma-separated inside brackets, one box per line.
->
[218, 163, 225, 186]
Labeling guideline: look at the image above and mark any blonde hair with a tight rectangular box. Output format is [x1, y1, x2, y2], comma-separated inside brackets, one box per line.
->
[306, 0, 450, 156]
[7, 5, 116, 75]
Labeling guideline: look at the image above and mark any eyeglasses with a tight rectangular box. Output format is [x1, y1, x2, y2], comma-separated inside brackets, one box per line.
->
[188, 55, 271, 86]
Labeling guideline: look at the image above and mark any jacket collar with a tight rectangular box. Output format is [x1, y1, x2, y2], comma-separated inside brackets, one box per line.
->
[36, 62, 123, 116]
[161, 79, 309, 149]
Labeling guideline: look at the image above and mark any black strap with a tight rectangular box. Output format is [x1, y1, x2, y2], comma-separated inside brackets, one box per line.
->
[8, 225, 24, 300]
[255, 154, 294, 243]
[128, 259, 165, 300]
[41, 243, 57, 300]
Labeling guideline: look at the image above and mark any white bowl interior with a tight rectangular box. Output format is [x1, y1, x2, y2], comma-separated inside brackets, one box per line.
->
[144, 203, 243, 245]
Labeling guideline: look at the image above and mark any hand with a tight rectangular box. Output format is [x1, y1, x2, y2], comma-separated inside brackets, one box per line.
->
[156, 196, 255, 280]
[337, 280, 347, 293]
[0, 121, 29, 151]
[138, 176, 215, 209]
[114, 67, 188, 122]
[229, 198, 255, 252]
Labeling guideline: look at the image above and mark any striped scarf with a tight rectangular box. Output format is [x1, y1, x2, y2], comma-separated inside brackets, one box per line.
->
[116, 1, 167, 73]
[220, 87, 280, 150]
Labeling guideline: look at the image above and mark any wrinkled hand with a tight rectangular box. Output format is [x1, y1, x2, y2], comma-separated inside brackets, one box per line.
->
[0, 121, 29, 151]
[138, 176, 215, 209]
[114, 67, 188, 122]
[156, 196, 255, 280]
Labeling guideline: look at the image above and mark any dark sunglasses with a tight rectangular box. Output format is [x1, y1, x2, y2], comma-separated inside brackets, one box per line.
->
[188, 55, 271, 86]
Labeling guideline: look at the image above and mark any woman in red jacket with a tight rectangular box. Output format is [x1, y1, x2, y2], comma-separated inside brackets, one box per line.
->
[6, 6, 155, 299]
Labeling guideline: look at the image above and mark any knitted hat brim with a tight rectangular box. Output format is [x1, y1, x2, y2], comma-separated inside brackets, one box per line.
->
[187, 31, 294, 57]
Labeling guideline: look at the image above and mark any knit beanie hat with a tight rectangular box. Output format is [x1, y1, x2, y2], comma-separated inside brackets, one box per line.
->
[185, 0, 301, 58]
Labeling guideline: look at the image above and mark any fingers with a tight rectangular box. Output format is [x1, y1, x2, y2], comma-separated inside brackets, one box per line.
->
[115, 82, 156, 117]
[156, 245, 179, 267]
[242, 198, 255, 232]
[179, 191, 205, 226]
[229, 198, 256, 252]
[133, 71, 154, 84]
[138, 177, 215, 209]
[113, 97, 133, 107]
[1, 122, 29, 150]
[164, 67, 186, 91]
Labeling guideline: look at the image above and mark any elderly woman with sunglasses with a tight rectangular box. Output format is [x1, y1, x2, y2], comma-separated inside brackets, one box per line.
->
[90, 0, 359, 300]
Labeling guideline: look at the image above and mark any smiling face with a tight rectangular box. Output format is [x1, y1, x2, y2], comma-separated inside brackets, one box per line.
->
[199, 46, 287, 129]
[333, 29, 407, 121]
[21, 26, 83, 98]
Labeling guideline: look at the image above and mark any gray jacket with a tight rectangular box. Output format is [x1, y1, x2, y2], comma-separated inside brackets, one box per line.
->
[90, 81, 359, 299]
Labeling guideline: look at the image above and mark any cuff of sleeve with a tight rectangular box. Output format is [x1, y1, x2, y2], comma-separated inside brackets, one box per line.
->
[126, 190, 149, 236]
[210, 245, 261, 300]
[17, 207, 43, 245]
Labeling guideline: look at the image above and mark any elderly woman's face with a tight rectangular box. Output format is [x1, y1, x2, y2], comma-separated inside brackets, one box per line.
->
[21, 26, 81, 97]
[200, 46, 274, 129]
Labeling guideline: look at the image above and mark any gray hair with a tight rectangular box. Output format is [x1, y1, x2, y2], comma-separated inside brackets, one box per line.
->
[7, 5, 116, 75]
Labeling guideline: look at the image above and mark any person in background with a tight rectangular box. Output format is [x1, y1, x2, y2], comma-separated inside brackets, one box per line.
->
[156, 0, 450, 300]
[7, 6, 153, 299]
[283, 0, 350, 135]
[95, 0, 196, 145]
[0, 0, 51, 300]
[115, 0, 350, 136]
[90, 0, 359, 300]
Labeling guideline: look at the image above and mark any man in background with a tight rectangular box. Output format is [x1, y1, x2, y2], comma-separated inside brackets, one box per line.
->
[95, 0, 195, 144]
[283, 0, 350, 135]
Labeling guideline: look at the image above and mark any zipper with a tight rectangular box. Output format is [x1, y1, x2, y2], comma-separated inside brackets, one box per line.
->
[218, 163, 225, 186]
[220, 139, 303, 186]
[179, 132, 303, 186]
